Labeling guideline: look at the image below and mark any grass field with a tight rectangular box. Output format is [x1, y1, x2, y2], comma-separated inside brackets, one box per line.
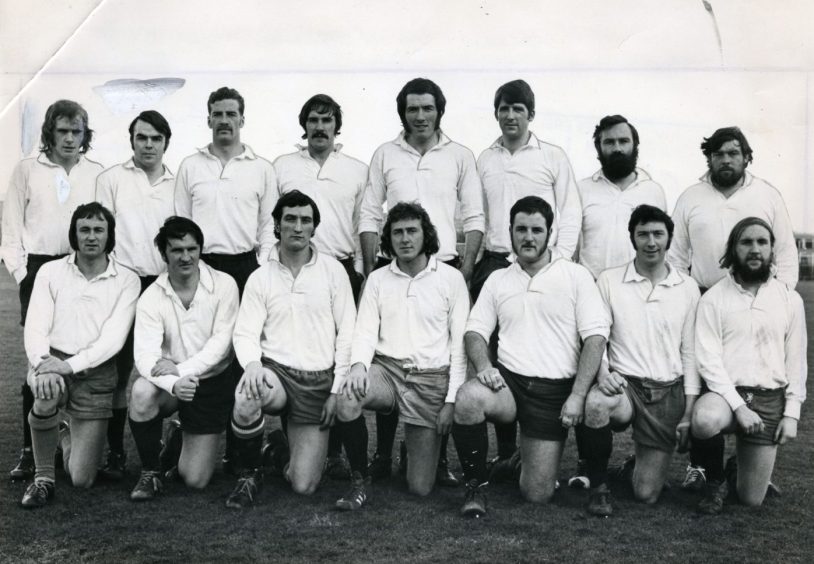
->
[0, 269, 811, 564]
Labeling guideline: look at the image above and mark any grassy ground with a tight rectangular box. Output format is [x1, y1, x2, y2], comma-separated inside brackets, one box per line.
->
[0, 269, 811, 563]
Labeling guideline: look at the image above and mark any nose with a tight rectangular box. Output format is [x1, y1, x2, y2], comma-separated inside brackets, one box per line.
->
[145, 137, 154, 148]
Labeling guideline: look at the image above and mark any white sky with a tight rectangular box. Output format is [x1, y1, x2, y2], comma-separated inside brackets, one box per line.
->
[1, 0, 813, 231]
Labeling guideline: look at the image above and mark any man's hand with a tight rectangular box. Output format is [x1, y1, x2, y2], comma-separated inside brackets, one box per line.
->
[172, 375, 200, 402]
[476, 367, 505, 392]
[320, 394, 338, 430]
[151, 359, 180, 378]
[436, 403, 454, 435]
[773, 416, 798, 445]
[238, 361, 274, 401]
[676, 417, 692, 453]
[734, 405, 765, 435]
[30, 372, 65, 401]
[560, 393, 586, 428]
[596, 370, 627, 396]
[34, 355, 74, 377]
[344, 363, 369, 401]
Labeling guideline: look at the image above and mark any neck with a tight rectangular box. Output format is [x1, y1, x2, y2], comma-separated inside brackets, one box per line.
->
[633, 258, 668, 284]
[518, 248, 551, 278]
[501, 131, 531, 155]
[280, 244, 312, 270]
[169, 268, 200, 292]
[397, 254, 429, 277]
[610, 170, 637, 190]
[209, 140, 243, 161]
[406, 130, 439, 155]
[712, 175, 745, 198]
[47, 151, 80, 173]
[75, 253, 108, 279]
[308, 144, 333, 166]
[135, 160, 164, 183]
[733, 271, 766, 296]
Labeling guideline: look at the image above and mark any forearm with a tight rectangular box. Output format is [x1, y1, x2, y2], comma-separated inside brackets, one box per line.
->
[360, 231, 379, 275]
[465, 331, 492, 373]
[572, 335, 606, 397]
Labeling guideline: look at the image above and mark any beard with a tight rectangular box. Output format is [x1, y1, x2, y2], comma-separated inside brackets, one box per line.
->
[511, 235, 550, 262]
[600, 148, 638, 181]
[733, 255, 773, 284]
[710, 166, 744, 188]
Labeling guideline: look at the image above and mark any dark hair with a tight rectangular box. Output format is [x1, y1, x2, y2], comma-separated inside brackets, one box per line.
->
[396, 78, 446, 131]
[628, 204, 674, 249]
[272, 190, 321, 239]
[701, 126, 753, 164]
[207, 86, 245, 116]
[719, 217, 775, 270]
[592, 115, 639, 154]
[40, 100, 93, 155]
[380, 202, 440, 259]
[493, 79, 535, 117]
[509, 196, 554, 232]
[129, 110, 172, 151]
[69, 202, 115, 253]
[154, 216, 204, 257]
[298, 94, 342, 139]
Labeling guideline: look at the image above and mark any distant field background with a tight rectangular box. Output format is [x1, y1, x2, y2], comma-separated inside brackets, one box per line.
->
[0, 270, 811, 563]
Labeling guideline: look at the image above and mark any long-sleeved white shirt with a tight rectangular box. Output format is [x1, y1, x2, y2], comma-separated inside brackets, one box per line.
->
[668, 171, 798, 289]
[232, 244, 355, 392]
[174, 145, 277, 260]
[477, 133, 582, 260]
[273, 145, 367, 271]
[359, 131, 484, 261]
[133, 262, 239, 395]
[24, 254, 140, 374]
[95, 158, 175, 277]
[467, 258, 610, 379]
[695, 273, 807, 419]
[351, 256, 469, 403]
[597, 261, 701, 394]
[2, 153, 104, 283]
[578, 168, 667, 279]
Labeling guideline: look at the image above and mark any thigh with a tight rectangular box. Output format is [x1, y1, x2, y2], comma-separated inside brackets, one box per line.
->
[692, 392, 737, 436]
[67, 418, 108, 485]
[453, 378, 517, 425]
[404, 424, 442, 495]
[235, 368, 287, 417]
[518, 435, 563, 503]
[632, 444, 673, 502]
[362, 363, 399, 413]
[287, 423, 329, 493]
[735, 441, 778, 506]
[178, 432, 221, 488]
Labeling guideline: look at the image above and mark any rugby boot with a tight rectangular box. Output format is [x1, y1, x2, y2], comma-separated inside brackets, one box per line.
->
[21, 479, 55, 509]
[461, 479, 487, 518]
[226, 469, 263, 509]
[586, 483, 613, 517]
[130, 470, 163, 501]
[336, 471, 370, 511]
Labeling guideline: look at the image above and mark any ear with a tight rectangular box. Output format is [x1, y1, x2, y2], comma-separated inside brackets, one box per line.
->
[239, 115, 245, 128]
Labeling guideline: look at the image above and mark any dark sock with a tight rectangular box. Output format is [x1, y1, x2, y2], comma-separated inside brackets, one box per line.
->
[108, 408, 127, 454]
[232, 416, 264, 470]
[22, 384, 34, 448]
[575, 422, 589, 462]
[375, 410, 398, 459]
[340, 416, 369, 476]
[689, 432, 723, 468]
[225, 420, 237, 460]
[281, 416, 289, 438]
[439, 433, 450, 464]
[582, 424, 613, 487]
[328, 425, 343, 458]
[494, 420, 517, 459]
[129, 416, 163, 471]
[691, 434, 725, 483]
[452, 421, 488, 484]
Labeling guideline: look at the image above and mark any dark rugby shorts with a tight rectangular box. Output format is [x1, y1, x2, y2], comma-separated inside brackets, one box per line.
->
[735, 386, 785, 446]
[499, 364, 573, 442]
[177, 370, 234, 435]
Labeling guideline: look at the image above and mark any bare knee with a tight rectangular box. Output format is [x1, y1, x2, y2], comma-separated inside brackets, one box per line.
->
[181, 469, 213, 490]
[521, 484, 554, 504]
[584, 389, 614, 428]
[232, 394, 261, 425]
[407, 479, 434, 497]
[633, 483, 661, 504]
[453, 382, 485, 425]
[336, 396, 362, 423]
[70, 469, 97, 489]
[737, 486, 766, 507]
[691, 407, 725, 439]
[129, 378, 160, 419]
[290, 476, 319, 496]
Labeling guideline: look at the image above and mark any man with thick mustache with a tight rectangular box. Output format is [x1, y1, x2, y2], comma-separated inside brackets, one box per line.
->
[668, 126, 799, 492]
[691, 218, 806, 515]
[1, 100, 104, 481]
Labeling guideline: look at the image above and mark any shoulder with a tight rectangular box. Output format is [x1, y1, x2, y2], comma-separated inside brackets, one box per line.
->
[96, 162, 127, 182]
[597, 264, 626, 286]
[534, 138, 569, 159]
[82, 156, 105, 170]
[337, 152, 369, 173]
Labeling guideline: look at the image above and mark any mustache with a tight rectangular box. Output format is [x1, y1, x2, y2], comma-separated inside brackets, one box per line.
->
[311, 132, 329, 139]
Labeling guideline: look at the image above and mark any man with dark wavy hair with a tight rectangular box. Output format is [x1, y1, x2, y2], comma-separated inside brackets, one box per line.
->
[1, 99, 104, 481]
[334, 202, 469, 510]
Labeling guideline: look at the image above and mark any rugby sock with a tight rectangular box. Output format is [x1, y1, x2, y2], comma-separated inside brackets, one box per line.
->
[691, 433, 725, 483]
[232, 415, 264, 470]
[340, 416, 369, 476]
[375, 410, 398, 460]
[28, 409, 59, 482]
[575, 423, 589, 463]
[328, 426, 343, 458]
[108, 408, 127, 455]
[439, 434, 450, 464]
[689, 432, 723, 469]
[452, 421, 488, 484]
[129, 415, 163, 471]
[22, 384, 34, 448]
[494, 420, 517, 459]
[582, 424, 613, 487]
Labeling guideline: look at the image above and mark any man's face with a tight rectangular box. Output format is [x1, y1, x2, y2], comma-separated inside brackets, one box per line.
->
[598, 123, 637, 181]
[208, 99, 243, 143]
[164, 234, 200, 279]
[51, 116, 85, 164]
[132, 120, 167, 170]
[510, 212, 550, 264]
[496, 99, 532, 143]
[278, 205, 315, 252]
[390, 218, 424, 264]
[632, 221, 669, 269]
[708, 139, 746, 189]
[75, 216, 109, 260]
[305, 110, 336, 153]
[733, 224, 773, 283]
[403, 93, 438, 143]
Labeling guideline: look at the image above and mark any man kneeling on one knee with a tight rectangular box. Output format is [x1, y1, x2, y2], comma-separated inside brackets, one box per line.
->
[128, 216, 239, 500]
[333, 202, 469, 510]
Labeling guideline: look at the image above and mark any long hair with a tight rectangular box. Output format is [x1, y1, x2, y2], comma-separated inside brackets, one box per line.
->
[40, 100, 93, 155]
[380, 202, 440, 259]
[69, 202, 116, 253]
[701, 126, 753, 165]
[719, 216, 775, 270]
[396, 78, 446, 132]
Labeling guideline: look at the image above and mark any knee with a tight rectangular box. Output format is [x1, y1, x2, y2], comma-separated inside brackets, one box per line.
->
[232, 395, 260, 424]
[584, 389, 613, 428]
[32, 397, 60, 417]
[183, 473, 212, 490]
[452, 382, 484, 425]
[407, 479, 433, 497]
[737, 486, 766, 507]
[70, 469, 97, 489]
[290, 476, 319, 496]
[129, 378, 160, 418]
[520, 483, 554, 504]
[691, 406, 724, 439]
[336, 395, 362, 423]
[633, 483, 661, 504]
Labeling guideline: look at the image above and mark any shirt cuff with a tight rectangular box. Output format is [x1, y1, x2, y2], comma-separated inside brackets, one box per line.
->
[152, 374, 180, 396]
[783, 399, 801, 420]
[683, 384, 702, 396]
[66, 355, 88, 376]
[13, 267, 27, 284]
[722, 388, 746, 413]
